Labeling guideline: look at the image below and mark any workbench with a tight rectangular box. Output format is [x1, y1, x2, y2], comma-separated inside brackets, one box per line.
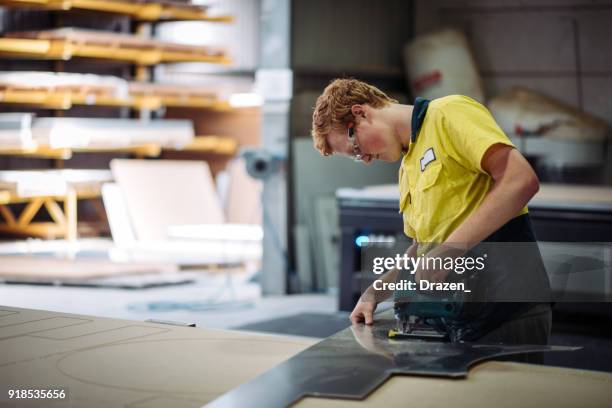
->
[337, 183, 612, 311]
[0, 169, 113, 240]
[0, 306, 610, 407]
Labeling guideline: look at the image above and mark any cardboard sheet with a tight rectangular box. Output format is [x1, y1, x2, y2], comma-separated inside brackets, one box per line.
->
[224, 158, 262, 225]
[111, 159, 225, 241]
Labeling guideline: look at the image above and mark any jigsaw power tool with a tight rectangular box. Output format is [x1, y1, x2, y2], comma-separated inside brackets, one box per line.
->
[388, 265, 476, 340]
[389, 298, 461, 340]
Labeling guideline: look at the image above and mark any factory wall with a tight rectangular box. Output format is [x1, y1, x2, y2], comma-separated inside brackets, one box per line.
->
[290, 0, 415, 138]
[415, 0, 612, 183]
[288, 1, 612, 291]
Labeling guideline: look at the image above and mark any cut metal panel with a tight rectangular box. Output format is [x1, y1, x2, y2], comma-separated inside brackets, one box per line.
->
[204, 313, 578, 407]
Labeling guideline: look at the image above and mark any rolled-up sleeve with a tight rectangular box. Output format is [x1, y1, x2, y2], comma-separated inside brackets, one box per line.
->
[441, 96, 515, 173]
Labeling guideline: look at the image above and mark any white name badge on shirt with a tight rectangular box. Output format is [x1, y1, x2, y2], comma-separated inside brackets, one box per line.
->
[420, 147, 436, 172]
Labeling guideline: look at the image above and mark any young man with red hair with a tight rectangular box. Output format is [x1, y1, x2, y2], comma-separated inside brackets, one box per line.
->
[312, 78, 551, 344]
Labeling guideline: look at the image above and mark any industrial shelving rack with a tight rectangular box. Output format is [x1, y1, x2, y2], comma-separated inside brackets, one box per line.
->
[0, 0, 236, 239]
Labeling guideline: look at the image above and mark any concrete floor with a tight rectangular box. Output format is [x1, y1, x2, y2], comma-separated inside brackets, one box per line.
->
[0, 277, 340, 332]
[0, 238, 342, 333]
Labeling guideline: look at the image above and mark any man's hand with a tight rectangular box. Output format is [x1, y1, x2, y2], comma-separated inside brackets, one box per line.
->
[350, 299, 377, 325]
[349, 241, 419, 325]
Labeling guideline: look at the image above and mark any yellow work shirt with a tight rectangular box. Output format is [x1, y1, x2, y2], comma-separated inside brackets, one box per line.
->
[399, 95, 528, 244]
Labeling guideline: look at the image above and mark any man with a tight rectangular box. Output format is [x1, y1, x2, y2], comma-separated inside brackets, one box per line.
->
[311, 78, 551, 344]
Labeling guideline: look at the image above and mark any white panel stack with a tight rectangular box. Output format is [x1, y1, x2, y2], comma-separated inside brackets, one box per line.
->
[31, 117, 194, 149]
[0, 71, 129, 98]
[0, 113, 34, 148]
[0, 169, 113, 197]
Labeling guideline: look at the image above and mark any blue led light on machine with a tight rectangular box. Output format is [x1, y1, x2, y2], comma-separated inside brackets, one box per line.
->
[355, 235, 370, 247]
[355, 234, 396, 248]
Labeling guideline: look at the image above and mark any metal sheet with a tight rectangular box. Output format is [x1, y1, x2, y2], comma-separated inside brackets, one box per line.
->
[204, 312, 578, 408]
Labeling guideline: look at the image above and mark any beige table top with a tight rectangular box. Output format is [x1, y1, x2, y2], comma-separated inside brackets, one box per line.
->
[337, 183, 612, 211]
[1, 307, 611, 408]
[0, 306, 315, 408]
[532, 183, 612, 210]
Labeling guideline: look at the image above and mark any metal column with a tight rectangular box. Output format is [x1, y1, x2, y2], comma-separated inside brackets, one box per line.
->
[257, 0, 292, 294]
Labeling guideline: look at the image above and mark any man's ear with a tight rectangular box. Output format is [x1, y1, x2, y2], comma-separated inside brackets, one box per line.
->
[351, 104, 366, 119]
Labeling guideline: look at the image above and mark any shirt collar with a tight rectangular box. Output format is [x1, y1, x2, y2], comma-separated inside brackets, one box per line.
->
[411, 96, 430, 144]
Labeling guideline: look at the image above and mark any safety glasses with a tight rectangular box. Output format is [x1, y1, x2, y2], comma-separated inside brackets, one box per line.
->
[347, 123, 363, 162]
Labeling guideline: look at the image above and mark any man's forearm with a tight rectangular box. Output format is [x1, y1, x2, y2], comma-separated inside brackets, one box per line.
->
[445, 176, 536, 248]
[445, 148, 538, 248]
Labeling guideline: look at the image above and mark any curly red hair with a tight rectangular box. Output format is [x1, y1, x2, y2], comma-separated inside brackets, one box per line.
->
[311, 78, 397, 156]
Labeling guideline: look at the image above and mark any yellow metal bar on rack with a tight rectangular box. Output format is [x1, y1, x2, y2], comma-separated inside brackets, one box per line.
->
[0, 87, 72, 109]
[0, 38, 52, 56]
[0, 145, 72, 160]
[0, 0, 234, 22]
[0, 83, 227, 111]
[0, 144, 161, 159]
[71, 143, 162, 158]
[168, 136, 238, 155]
[0, 30, 231, 65]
